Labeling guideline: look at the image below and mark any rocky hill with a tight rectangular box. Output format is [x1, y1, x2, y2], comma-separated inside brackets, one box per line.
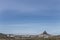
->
[0, 31, 60, 40]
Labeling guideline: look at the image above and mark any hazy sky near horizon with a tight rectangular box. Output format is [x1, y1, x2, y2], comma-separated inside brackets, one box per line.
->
[0, 0, 60, 35]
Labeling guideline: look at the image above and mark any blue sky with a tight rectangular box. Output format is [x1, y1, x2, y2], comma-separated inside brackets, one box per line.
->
[0, 0, 60, 35]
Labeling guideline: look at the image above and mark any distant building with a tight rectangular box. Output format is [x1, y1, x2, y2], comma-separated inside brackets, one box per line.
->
[39, 31, 51, 38]
[7, 34, 15, 37]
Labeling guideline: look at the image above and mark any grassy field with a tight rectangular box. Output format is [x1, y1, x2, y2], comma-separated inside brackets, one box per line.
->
[0, 37, 60, 40]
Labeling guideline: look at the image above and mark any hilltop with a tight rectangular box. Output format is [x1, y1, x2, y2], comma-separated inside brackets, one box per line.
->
[0, 31, 60, 40]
